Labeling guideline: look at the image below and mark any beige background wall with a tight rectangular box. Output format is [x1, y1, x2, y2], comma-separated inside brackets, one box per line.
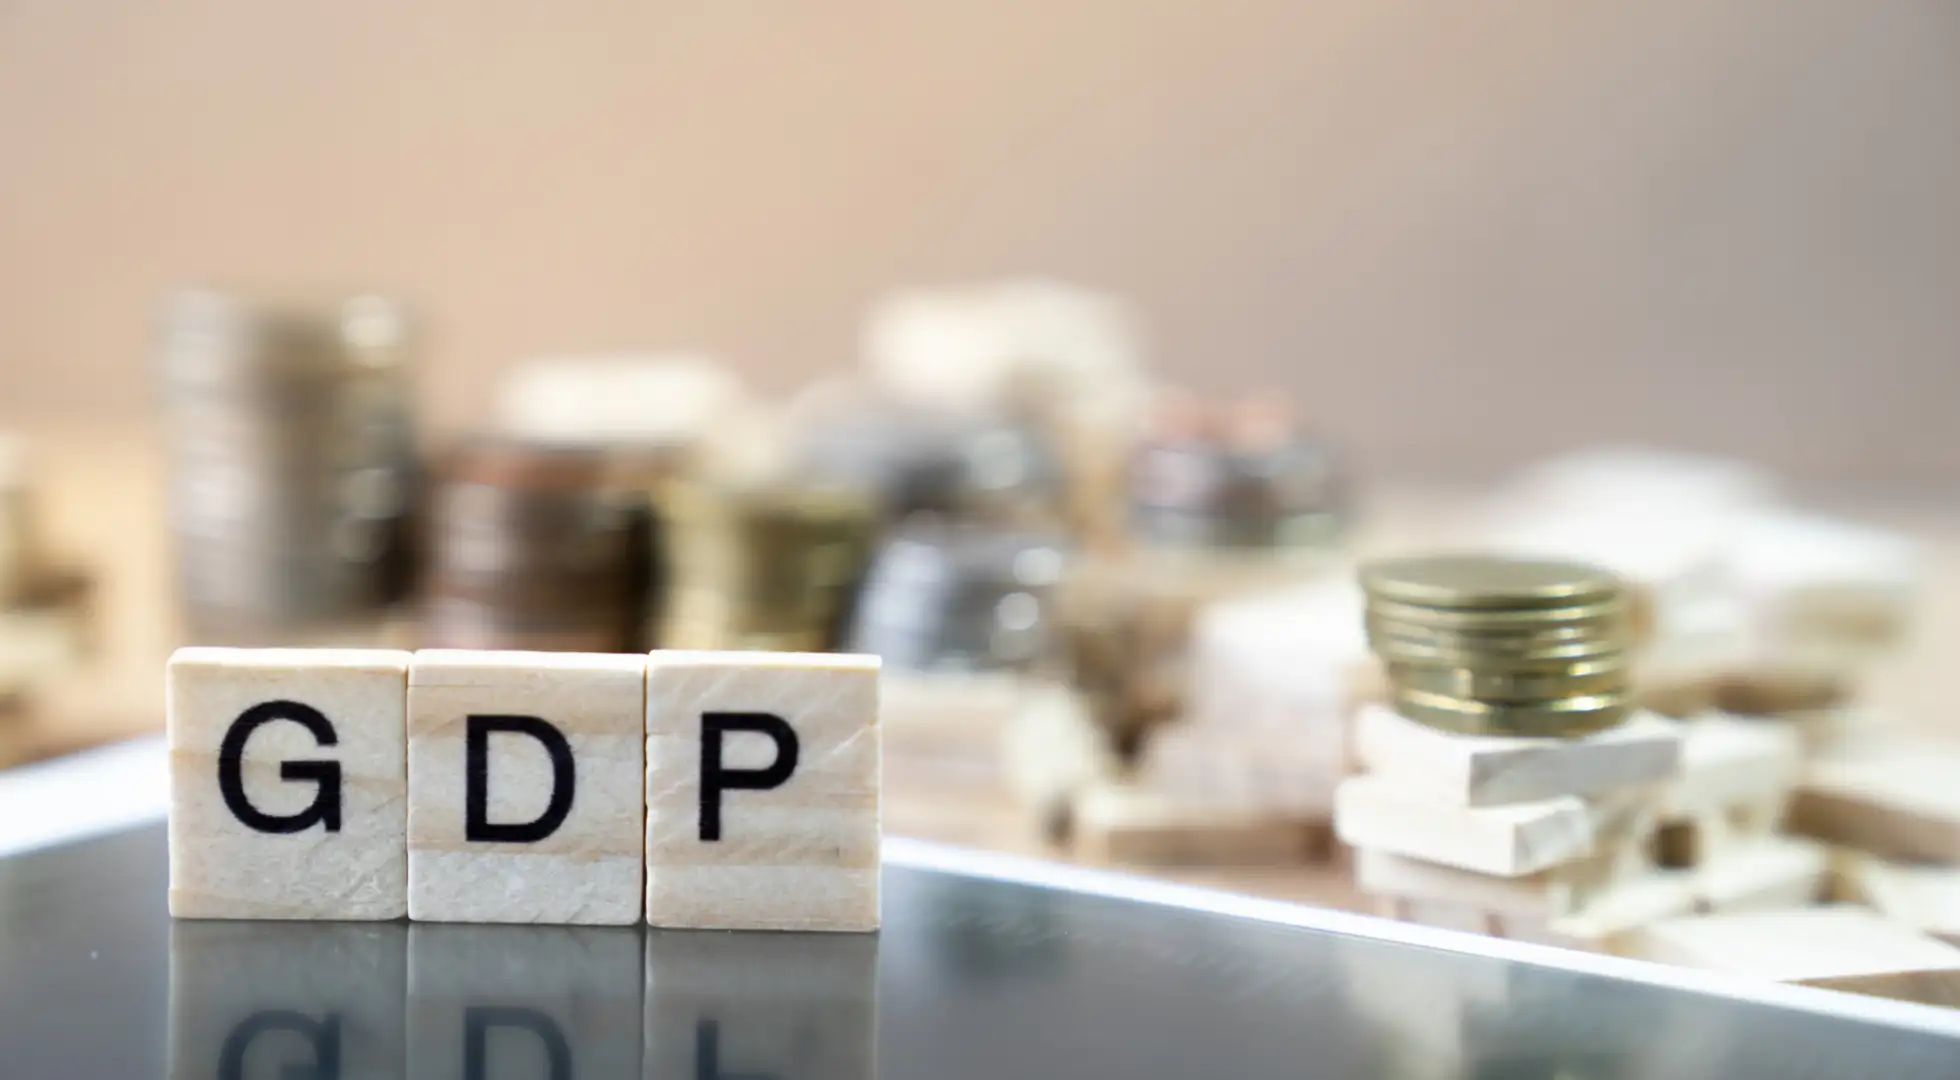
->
[1, 1, 1956, 490]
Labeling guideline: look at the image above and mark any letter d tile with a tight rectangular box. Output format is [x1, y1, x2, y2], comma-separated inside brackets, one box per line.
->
[407, 650, 645, 925]
[166, 647, 410, 920]
[645, 651, 881, 931]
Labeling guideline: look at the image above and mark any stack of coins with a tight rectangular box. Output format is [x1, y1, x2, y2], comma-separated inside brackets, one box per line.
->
[847, 522, 1067, 673]
[795, 401, 1060, 528]
[1360, 554, 1633, 737]
[1129, 396, 1343, 551]
[156, 290, 417, 636]
[422, 439, 655, 652]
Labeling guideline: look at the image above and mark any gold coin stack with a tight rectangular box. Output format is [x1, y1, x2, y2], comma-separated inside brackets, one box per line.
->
[1360, 554, 1632, 737]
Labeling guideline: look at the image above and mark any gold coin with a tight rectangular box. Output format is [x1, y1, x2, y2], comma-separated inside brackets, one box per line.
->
[1389, 686, 1631, 738]
[1360, 554, 1622, 610]
[1368, 627, 1626, 669]
[1365, 612, 1620, 652]
[1365, 594, 1628, 632]
[1387, 659, 1629, 702]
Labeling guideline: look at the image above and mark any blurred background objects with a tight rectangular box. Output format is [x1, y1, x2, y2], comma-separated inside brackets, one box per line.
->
[2, 0, 1959, 998]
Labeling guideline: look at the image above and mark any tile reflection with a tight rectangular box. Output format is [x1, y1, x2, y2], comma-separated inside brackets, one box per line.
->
[168, 921, 407, 1080]
[645, 931, 878, 1080]
[409, 925, 643, 1080]
[167, 922, 878, 1080]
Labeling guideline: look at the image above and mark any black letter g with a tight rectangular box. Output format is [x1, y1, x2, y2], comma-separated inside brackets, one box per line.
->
[218, 701, 343, 834]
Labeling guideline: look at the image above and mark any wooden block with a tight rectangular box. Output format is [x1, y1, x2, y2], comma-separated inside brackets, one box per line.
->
[169, 921, 406, 1080]
[1003, 684, 1118, 836]
[1139, 721, 1344, 818]
[1072, 783, 1326, 865]
[167, 647, 409, 920]
[1353, 704, 1681, 807]
[407, 650, 645, 925]
[645, 650, 880, 931]
[1658, 713, 1802, 820]
[1544, 870, 1701, 954]
[1355, 847, 1618, 922]
[1696, 835, 1829, 912]
[646, 931, 877, 1080]
[1834, 856, 1960, 944]
[1634, 908, 1960, 1007]
[1185, 581, 1375, 739]
[1334, 775, 1631, 877]
[408, 924, 642, 1080]
[1790, 739, 1960, 863]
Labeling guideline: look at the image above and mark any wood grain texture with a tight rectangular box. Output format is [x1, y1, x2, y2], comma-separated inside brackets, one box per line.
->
[1354, 704, 1682, 808]
[407, 650, 645, 925]
[645, 651, 880, 931]
[167, 646, 409, 920]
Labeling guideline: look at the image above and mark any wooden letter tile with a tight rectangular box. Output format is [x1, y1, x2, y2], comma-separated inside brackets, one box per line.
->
[407, 650, 645, 925]
[167, 647, 409, 920]
[645, 651, 880, 931]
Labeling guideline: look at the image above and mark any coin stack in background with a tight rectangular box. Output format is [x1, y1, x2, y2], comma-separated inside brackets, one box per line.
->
[1129, 394, 1344, 555]
[793, 396, 1061, 529]
[156, 290, 417, 639]
[656, 479, 878, 653]
[421, 439, 655, 653]
[847, 521, 1067, 674]
[1361, 554, 1635, 738]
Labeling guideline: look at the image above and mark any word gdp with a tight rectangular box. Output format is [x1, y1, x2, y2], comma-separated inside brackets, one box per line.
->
[166, 647, 881, 931]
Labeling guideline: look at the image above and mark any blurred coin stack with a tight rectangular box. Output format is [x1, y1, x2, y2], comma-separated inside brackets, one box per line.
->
[1129, 394, 1343, 556]
[847, 521, 1066, 674]
[1362, 555, 1634, 737]
[421, 439, 654, 653]
[156, 290, 416, 639]
[1337, 554, 1693, 953]
[659, 479, 877, 653]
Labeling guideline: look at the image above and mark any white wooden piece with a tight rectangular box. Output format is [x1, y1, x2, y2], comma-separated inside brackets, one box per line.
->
[407, 650, 646, 925]
[1791, 739, 1960, 863]
[1353, 704, 1681, 807]
[1657, 712, 1803, 821]
[645, 651, 880, 932]
[1185, 580, 1375, 742]
[1634, 907, 1960, 1006]
[1696, 835, 1828, 912]
[169, 921, 406, 1080]
[1334, 775, 1634, 877]
[167, 647, 409, 920]
[1072, 784, 1323, 866]
[1139, 721, 1345, 818]
[1355, 847, 1618, 922]
[1835, 856, 1960, 944]
[408, 924, 642, 1079]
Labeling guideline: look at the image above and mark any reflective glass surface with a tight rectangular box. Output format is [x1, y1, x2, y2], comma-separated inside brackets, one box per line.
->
[1, 825, 1956, 1079]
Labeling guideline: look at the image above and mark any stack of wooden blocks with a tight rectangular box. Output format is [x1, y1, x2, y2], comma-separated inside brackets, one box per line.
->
[166, 647, 881, 930]
[1338, 702, 1686, 949]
